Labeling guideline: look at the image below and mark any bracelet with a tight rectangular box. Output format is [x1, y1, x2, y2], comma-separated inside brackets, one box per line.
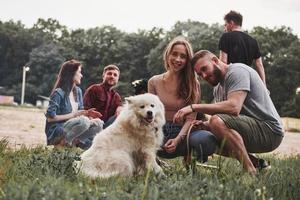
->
[190, 104, 195, 112]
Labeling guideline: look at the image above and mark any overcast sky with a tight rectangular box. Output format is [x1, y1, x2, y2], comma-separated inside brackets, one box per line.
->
[1, 0, 300, 36]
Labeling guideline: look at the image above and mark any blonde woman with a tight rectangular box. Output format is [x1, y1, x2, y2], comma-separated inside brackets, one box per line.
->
[148, 36, 217, 162]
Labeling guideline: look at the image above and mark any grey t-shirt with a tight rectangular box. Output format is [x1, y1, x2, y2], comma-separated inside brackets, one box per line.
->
[213, 63, 283, 135]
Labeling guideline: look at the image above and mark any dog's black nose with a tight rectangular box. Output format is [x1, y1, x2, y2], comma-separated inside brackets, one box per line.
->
[147, 111, 153, 118]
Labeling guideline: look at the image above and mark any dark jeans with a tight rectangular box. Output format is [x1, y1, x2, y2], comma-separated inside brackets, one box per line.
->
[158, 122, 217, 162]
[103, 115, 117, 129]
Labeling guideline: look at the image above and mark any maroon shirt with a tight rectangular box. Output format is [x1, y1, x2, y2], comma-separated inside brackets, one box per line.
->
[83, 83, 122, 122]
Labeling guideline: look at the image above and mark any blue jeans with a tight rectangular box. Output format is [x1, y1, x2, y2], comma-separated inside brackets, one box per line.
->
[63, 116, 103, 149]
[158, 122, 217, 162]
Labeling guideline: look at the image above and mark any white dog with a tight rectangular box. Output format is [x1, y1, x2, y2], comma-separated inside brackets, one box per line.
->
[77, 93, 165, 178]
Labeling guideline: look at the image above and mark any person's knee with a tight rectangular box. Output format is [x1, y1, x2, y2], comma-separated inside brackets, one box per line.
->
[209, 115, 229, 138]
[209, 115, 225, 128]
[91, 118, 104, 131]
[78, 116, 91, 129]
[93, 118, 103, 125]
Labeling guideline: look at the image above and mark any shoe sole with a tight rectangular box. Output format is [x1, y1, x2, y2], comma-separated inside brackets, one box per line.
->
[196, 163, 219, 169]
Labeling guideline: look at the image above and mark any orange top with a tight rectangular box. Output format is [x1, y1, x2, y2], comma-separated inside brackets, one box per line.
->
[148, 74, 198, 122]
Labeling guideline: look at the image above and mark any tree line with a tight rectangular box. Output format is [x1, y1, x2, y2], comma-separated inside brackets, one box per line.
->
[0, 18, 299, 117]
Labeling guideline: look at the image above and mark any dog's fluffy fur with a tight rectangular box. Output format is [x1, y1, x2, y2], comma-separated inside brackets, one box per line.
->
[78, 93, 165, 178]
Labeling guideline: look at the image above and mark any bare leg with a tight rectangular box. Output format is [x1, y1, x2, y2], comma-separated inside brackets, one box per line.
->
[209, 115, 256, 174]
[248, 153, 259, 167]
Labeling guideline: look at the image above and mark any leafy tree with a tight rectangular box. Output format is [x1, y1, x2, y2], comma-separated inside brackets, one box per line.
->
[115, 28, 164, 96]
[32, 18, 69, 43]
[0, 31, 10, 82]
[280, 94, 300, 118]
[26, 43, 66, 103]
[65, 26, 125, 90]
[169, 21, 223, 53]
[0, 20, 45, 102]
[147, 38, 168, 76]
[251, 26, 300, 116]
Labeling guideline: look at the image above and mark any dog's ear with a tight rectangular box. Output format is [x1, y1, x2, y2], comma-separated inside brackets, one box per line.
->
[154, 96, 165, 113]
[154, 98, 166, 127]
[125, 96, 133, 104]
[159, 101, 165, 113]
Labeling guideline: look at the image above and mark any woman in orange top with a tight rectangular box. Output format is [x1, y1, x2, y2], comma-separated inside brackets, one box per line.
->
[148, 36, 217, 162]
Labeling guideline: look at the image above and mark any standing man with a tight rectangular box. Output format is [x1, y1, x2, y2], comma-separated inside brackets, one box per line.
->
[219, 10, 266, 85]
[84, 64, 122, 128]
[174, 50, 284, 175]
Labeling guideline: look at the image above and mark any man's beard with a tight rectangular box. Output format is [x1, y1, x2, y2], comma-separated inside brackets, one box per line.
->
[104, 79, 116, 87]
[210, 65, 222, 86]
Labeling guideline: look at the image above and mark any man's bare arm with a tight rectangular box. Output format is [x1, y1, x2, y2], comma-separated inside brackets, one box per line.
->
[193, 90, 247, 115]
[254, 57, 266, 85]
[219, 50, 228, 64]
[173, 91, 248, 124]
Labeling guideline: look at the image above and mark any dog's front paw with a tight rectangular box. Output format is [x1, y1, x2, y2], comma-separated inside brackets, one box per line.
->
[153, 164, 164, 174]
[150, 164, 166, 179]
[156, 170, 166, 179]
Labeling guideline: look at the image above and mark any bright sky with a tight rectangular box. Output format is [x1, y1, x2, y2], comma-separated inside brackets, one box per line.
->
[1, 0, 300, 36]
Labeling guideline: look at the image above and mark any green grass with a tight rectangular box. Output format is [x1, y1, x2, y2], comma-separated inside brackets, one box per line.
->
[0, 139, 299, 200]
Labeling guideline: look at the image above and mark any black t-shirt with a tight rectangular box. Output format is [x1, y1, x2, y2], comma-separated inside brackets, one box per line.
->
[219, 31, 261, 66]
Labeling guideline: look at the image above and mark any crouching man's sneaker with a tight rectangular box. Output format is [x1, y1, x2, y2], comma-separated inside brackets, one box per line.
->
[257, 158, 271, 171]
[248, 154, 271, 171]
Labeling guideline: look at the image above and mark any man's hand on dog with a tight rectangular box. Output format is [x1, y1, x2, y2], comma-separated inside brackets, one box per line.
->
[82, 108, 102, 119]
[115, 106, 122, 117]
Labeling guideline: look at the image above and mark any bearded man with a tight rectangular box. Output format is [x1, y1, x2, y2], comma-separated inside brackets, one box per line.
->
[174, 50, 283, 175]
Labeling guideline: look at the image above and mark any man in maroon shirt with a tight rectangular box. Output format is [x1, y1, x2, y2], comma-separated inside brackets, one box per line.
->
[83, 65, 122, 128]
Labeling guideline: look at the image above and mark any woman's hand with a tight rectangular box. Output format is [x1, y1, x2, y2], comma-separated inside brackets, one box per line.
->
[173, 105, 193, 124]
[74, 108, 102, 119]
[163, 137, 181, 153]
[74, 110, 86, 117]
[191, 120, 211, 131]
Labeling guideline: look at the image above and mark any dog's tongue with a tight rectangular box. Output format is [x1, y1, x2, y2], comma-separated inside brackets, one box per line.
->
[145, 117, 153, 123]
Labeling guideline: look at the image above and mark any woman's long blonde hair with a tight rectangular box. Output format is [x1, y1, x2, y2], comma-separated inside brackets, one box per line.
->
[163, 36, 199, 104]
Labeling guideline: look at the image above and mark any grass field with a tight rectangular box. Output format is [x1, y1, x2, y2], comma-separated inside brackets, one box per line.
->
[0, 139, 299, 200]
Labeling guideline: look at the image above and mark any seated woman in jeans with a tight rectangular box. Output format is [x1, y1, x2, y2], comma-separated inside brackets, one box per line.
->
[45, 59, 103, 149]
[148, 36, 217, 163]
